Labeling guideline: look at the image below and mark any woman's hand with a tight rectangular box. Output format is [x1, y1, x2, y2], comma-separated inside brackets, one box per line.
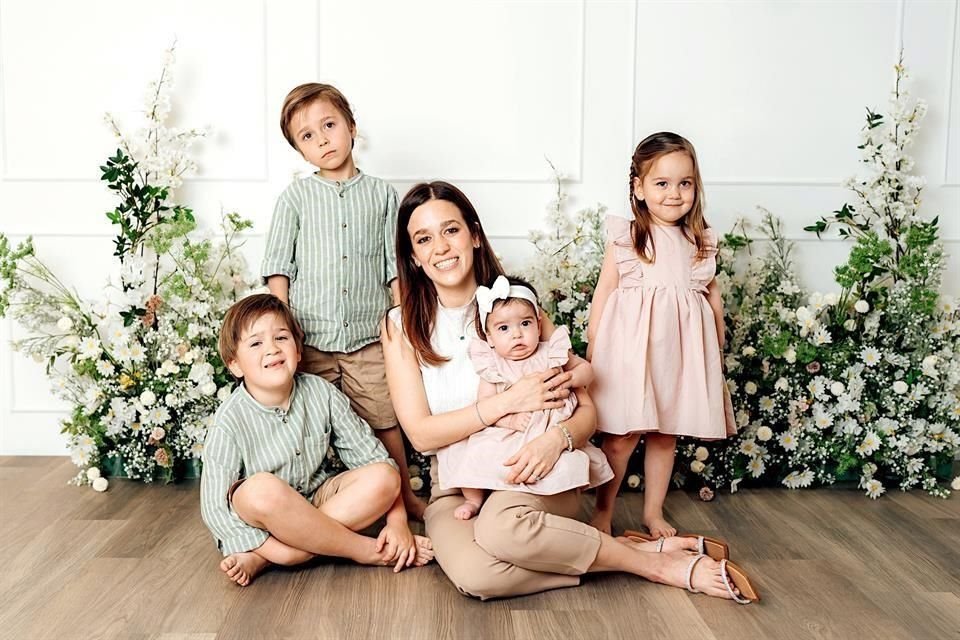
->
[504, 368, 572, 414]
[503, 427, 566, 484]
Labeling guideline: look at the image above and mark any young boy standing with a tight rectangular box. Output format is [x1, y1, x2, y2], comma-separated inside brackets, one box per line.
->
[262, 83, 426, 519]
[200, 294, 432, 586]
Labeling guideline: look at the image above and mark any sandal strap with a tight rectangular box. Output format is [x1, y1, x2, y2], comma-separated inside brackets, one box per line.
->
[696, 535, 705, 555]
[655, 537, 665, 553]
[720, 559, 753, 605]
[685, 554, 706, 593]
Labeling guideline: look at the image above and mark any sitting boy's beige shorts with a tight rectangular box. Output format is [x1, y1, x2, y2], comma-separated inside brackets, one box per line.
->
[299, 341, 397, 430]
[227, 470, 349, 508]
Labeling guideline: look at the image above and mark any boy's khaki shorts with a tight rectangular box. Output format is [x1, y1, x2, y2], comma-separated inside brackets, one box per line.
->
[227, 470, 350, 508]
[298, 341, 397, 430]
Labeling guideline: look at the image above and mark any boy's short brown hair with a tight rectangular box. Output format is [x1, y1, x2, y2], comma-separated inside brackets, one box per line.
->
[218, 294, 305, 376]
[280, 83, 356, 149]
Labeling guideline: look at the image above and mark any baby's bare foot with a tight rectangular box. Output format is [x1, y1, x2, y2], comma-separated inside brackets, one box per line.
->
[644, 514, 677, 539]
[413, 535, 434, 566]
[454, 500, 481, 521]
[220, 552, 270, 587]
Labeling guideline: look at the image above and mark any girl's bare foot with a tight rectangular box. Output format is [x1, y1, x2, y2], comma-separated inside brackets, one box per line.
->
[616, 535, 698, 554]
[644, 513, 676, 538]
[589, 509, 614, 535]
[220, 551, 270, 587]
[453, 500, 481, 520]
[413, 535, 434, 565]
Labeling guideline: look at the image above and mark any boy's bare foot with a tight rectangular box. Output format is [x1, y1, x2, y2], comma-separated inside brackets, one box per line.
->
[220, 551, 270, 587]
[644, 514, 676, 538]
[413, 535, 434, 566]
[453, 500, 481, 520]
[405, 493, 429, 521]
[589, 509, 614, 535]
[616, 534, 697, 554]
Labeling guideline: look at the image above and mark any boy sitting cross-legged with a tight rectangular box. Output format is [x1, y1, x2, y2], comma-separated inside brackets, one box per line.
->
[200, 293, 432, 586]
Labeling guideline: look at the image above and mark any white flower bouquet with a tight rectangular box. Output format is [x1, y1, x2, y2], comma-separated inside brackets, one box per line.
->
[0, 47, 256, 485]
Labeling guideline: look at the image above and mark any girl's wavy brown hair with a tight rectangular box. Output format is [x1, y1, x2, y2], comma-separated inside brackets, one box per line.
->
[628, 131, 710, 263]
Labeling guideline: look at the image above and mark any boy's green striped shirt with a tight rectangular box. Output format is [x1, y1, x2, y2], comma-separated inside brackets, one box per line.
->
[262, 171, 398, 353]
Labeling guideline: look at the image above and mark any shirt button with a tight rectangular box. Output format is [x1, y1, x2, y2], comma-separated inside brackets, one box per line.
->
[342, 255, 348, 261]
[342, 222, 347, 229]
[343, 321, 349, 327]
[295, 449, 301, 456]
[342, 288, 348, 295]
[296, 485, 303, 492]
[339, 192, 345, 199]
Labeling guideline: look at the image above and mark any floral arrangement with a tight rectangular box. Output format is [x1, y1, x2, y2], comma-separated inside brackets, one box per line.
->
[528, 60, 959, 498]
[525, 161, 606, 356]
[0, 47, 256, 488]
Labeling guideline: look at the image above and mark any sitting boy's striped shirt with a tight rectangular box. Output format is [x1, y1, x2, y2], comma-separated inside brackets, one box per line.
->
[200, 373, 395, 555]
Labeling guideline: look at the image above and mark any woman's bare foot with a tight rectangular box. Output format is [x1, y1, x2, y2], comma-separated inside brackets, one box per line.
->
[453, 500, 482, 520]
[413, 535, 434, 565]
[644, 513, 677, 538]
[654, 550, 741, 600]
[617, 534, 698, 554]
[589, 509, 614, 535]
[220, 551, 270, 587]
[404, 493, 429, 521]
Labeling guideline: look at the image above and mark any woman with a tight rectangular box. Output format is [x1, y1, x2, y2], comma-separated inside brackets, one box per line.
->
[382, 181, 753, 601]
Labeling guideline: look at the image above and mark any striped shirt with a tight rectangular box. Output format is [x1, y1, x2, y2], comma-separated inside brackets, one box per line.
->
[261, 171, 399, 353]
[199, 373, 396, 555]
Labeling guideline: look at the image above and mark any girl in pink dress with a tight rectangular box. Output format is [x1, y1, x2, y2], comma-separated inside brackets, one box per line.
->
[587, 132, 736, 538]
[438, 276, 613, 520]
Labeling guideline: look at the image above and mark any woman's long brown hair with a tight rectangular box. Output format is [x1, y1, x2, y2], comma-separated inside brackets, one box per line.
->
[628, 131, 710, 263]
[393, 181, 504, 366]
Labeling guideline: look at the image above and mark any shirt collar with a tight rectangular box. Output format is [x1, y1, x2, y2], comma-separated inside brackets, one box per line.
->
[310, 168, 364, 191]
[238, 377, 298, 415]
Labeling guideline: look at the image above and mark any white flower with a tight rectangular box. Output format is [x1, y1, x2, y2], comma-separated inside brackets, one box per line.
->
[952, 477, 960, 491]
[409, 476, 424, 492]
[744, 381, 758, 395]
[784, 347, 797, 364]
[863, 478, 885, 499]
[140, 390, 157, 406]
[77, 337, 102, 361]
[736, 410, 750, 427]
[739, 439, 758, 456]
[843, 319, 856, 331]
[95, 360, 116, 377]
[783, 469, 815, 489]
[921, 355, 938, 378]
[142, 406, 171, 426]
[626, 474, 641, 489]
[774, 377, 789, 392]
[157, 360, 180, 376]
[892, 380, 908, 394]
[694, 446, 709, 461]
[756, 426, 773, 441]
[200, 381, 218, 396]
[759, 396, 775, 413]
[830, 382, 845, 396]
[57, 317, 73, 331]
[690, 460, 705, 474]
[854, 299, 870, 313]
[747, 457, 766, 478]
[779, 432, 798, 451]
[741, 346, 756, 357]
[856, 431, 881, 456]
[811, 326, 832, 346]
[861, 347, 881, 367]
[217, 386, 232, 402]
[92, 477, 109, 492]
[86, 467, 101, 481]
[128, 343, 146, 362]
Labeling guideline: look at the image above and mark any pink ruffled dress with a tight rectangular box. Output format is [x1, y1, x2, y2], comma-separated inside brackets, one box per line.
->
[437, 327, 614, 495]
[591, 215, 736, 439]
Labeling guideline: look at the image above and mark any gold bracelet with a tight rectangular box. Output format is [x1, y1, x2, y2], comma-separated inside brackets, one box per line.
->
[475, 402, 491, 427]
[555, 422, 574, 452]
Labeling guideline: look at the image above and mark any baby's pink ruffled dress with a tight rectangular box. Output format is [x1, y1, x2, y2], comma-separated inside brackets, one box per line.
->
[591, 215, 736, 439]
[437, 327, 614, 495]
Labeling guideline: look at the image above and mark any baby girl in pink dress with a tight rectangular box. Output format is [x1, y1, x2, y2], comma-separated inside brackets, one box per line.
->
[437, 276, 614, 520]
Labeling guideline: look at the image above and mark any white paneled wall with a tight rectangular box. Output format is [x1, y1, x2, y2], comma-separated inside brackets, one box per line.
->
[1, 0, 958, 454]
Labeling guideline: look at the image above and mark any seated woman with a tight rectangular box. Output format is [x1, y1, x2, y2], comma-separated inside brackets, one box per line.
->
[381, 180, 757, 602]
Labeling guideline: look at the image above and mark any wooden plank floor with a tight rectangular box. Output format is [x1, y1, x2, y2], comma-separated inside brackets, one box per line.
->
[1, 456, 957, 640]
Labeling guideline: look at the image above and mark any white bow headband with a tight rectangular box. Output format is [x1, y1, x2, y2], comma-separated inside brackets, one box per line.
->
[476, 276, 539, 328]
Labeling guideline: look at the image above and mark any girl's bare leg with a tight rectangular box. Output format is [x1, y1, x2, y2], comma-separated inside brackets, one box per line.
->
[642, 433, 677, 538]
[590, 432, 642, 534]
